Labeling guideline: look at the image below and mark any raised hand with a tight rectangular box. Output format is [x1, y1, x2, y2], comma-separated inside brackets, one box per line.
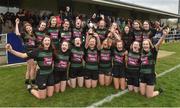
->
[15, 18, 20, 25]
[93, 33, 99, 39]
[5, 44, 13, 52]
[162, 27, 170, 36]
[110, 27, 115, 33]
[107, 32, 113, 38]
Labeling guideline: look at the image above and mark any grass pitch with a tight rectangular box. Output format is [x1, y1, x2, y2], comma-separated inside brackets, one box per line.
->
[0, 42, 180, 107]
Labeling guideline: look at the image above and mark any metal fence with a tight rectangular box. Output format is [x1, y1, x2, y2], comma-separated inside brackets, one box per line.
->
[165, 33, 180, 42]
[0, 34, 8, 65]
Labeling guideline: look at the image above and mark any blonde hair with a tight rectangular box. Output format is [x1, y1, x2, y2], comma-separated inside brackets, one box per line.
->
[101, 38, 111, 49]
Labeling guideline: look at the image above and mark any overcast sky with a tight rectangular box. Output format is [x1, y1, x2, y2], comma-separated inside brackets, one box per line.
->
[119, 0, 179, 14]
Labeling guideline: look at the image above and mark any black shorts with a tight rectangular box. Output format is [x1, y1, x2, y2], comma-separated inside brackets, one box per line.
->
[140, 73, 156, 85]
[54, 70, 67, 84]
[84, 69, 98, 80]
[126, 76, 139, 87]
[126, 69, 139, 78]
[35, 72, 54, 90]
[99, 67, 112, 76]
[69, 67, 84, 78]
[126, 72, 139, 87]
[112, 66, 125, 78]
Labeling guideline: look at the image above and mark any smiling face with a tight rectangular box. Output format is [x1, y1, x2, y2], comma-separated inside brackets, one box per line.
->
[116, 41, 123, 51]
[133, 22, 140, 30]
[99, 20, 105, 29]
[61, 41, 69, 52]
[89, 37, 96, 49]
[50, 17, 57, 27]
[42, 37, 51, 50]
[25, 25, 33, 34]
[132, 41, 140, 52]
[63, 21, 70, 30]
[124, 26, 130, 33]
[102, 39, 108, 49]
[39, 22, 46, 31]
[143, 21, 150, 30]
[142, 40, 150, 52]
[74, 38, 82, 47]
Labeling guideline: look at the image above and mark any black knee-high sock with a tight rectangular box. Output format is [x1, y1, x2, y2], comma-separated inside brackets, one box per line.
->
[25, 79, 30, 84]
[31, 79, 36, 85]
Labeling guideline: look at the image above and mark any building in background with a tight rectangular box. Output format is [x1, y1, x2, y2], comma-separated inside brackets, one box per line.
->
[0, 0, 179, 19]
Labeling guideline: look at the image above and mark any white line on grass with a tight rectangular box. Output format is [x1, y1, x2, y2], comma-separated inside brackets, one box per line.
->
[87, 64, 180, 108]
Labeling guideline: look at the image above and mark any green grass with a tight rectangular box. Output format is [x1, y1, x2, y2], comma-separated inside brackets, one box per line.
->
[102, 67, 180, 107]
[0, 42, 180, 107]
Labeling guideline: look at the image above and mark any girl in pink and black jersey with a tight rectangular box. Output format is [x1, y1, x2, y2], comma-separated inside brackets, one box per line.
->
[132, 20, 143, 44]
[47, 16, 60, 49]
[84, 29, 101, 88]
[69, 37, 85, 88]
[126, 41, 141, 93]
[112, 40, 127, 91]
[15, 18, 36, 90]
[53, 41, 70, 93]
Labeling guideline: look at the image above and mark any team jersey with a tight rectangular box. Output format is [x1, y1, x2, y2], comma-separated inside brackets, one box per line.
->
[113, 48, 126, 67]
[85, 48, 99, 70]
[140, 47, 158, 74]
[70, 46, 84, 68]
[99, 48, 112, 69]
[34, 28, 46, 47]
[54, 50, 70, 72]
[133, 29, 143, 43]
[152, 29, 162, 45]
[72, 27, 84, 40]
[59, 28, 72, 42]
[47, 27, 60, 48]
[126, 50, 141, 73]
[142, 29, 156, 40]
[20, 32, 36, 52]
[121, 31, 135, 51]
[95, 28, 107, 42]
[27, 48, 53, 75]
